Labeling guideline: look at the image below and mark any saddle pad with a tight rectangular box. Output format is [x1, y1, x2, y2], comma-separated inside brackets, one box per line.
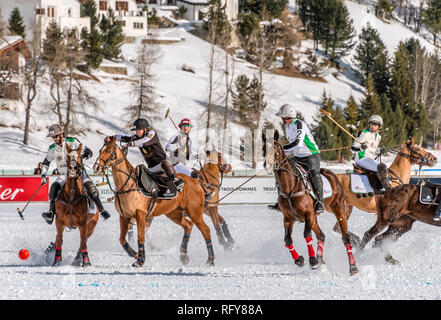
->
[350, 174, 374, 194]
[419, 182, 441, 205]
[321, 174, 332, 200]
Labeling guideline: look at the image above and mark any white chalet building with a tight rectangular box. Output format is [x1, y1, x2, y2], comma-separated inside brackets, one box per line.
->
[0, 0, 90, 47]
[93, 0, 148, 37]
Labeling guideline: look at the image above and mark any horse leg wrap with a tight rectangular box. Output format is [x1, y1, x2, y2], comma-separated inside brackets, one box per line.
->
[305, 237, 315, 257]
[285, 244, 300, 260]
[122, 243, 137, 258]
[206, 239, 215, 258]
[345, 244, 356, 265]
[317, 240, 324, 258]
[81, 249, 89, 263]
[180, 233, 191, 253]
[137, 244, 145, 263]
[55, 246, 62, 261]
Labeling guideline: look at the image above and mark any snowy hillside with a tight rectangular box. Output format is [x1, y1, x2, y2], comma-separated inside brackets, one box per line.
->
[0, 0, 439, 173]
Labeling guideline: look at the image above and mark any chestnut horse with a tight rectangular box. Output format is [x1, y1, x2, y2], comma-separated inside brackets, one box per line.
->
[263, 130, 358, 275]
[198, 150, 235, 250]
[53, 144, 99, 267]
[335, 138, 437, 244]
[130, 150, 236, 251]
[359, 183, 441, 265]
[93, 136, 215, 267]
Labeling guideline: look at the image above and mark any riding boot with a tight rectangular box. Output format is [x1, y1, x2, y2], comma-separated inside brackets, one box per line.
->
[310, 170, 324, 214]
[84, 181, 111, 220]
[162, 160, 184, 192]
[376, 163, 392, 192]
[434, 202, 441, 221]
[42, 182, 61, 225]
[191, 170, 214, 200]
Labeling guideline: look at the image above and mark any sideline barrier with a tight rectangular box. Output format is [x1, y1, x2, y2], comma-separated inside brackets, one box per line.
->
[2, 173, 441, 204]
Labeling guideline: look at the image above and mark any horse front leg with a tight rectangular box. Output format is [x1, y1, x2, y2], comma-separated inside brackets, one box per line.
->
[53, 218, 64, 267]
[79, 222, 91, 267]
[132, 210, 146, 268]
[304, 214, 320, 270]
[120, 216, 137, 260]
[283, 216, 304, 267]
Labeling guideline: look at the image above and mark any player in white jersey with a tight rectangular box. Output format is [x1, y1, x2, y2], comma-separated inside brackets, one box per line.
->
[165, 118, 213, 200]
[270, 104, 324, 214]
[40, 124, 111, 224]
[351, 115, 390, 191]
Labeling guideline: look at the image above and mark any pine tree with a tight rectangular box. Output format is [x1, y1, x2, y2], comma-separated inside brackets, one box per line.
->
[81, 27, 104, 69]
[424, 0, 441, 46]
[82, 0, 99, 29]
[8, 7, 26, 39]
[359, 76, 383, 128]
[203, 0, 229, 45]
[390, 42, 416, 143]
[379, 93, 396, 147]
[344, 95, 360, 136]
[327, 0, 356, 61]
[371, 45, 390, 97]
[42, 21, 64, 63]
[99, 8, 124, 59]
[353, 23, 385, 84]
[312, 90, 336, 160]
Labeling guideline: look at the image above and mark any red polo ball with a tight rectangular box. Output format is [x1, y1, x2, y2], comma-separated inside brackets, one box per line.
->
[19, 249, 30, 260]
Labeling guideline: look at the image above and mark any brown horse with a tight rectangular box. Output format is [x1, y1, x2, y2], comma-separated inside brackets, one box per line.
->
[93, 136, 215, 267]
[335, 138, 437, 244]
[197, 150, 235, 250]
[263, 130, 358, 275]
[359, 183, 441, 264]
[53, 144, 99, 267]
[129, 150, 235, 251]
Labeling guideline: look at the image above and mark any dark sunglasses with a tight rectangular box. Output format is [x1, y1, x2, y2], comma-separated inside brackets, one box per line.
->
[52, 134, 62, 139]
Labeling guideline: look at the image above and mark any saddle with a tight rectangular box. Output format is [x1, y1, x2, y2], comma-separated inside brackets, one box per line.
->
[136, 164, 178, 199]
[419, 181, 441, 205]
[352, 164, 384, 194]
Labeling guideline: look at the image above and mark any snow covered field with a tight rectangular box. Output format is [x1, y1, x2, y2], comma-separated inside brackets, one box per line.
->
[1, 203, 441, 300]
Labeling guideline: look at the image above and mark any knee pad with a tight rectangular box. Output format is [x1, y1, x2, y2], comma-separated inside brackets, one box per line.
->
[84, 181, 99, 198]
[49, 182, 62, 201]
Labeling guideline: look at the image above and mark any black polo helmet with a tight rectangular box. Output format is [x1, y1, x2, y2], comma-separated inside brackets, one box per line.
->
[130, 118, 150, 131]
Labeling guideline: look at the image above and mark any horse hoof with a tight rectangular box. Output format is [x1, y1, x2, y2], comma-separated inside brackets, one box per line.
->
[72, 259, 81, 267]
[206, 257, 215, 267]
[180, 253, 190, 265]
[52, 259, 62, 267]
[82, 261, 91, 267]
[385, 255, 400, 265]
[132, 261, 144, 268]
[309, 256, 319, 269]
[349, 265, 359, 276]
[317, 256, 326, 265]
[294, 256, 305, 267]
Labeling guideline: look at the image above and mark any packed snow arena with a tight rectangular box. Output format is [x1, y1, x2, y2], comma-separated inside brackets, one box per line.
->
[2, 0, 441, 305]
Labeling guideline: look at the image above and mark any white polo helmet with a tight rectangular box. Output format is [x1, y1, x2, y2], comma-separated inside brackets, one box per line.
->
[369, 114, 383, 127]
[276, 104, 296, 118]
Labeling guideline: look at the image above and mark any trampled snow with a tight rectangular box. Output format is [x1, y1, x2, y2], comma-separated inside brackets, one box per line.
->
[1, 203, 441, 300]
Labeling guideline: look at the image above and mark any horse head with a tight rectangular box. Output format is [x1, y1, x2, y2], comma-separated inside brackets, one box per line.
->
[262, 129, 285, 171]
[402, 137, 437, 167]
[93, 135, 122, 175]
[205, 149, 232, 174]
[66, 143, 83, 179]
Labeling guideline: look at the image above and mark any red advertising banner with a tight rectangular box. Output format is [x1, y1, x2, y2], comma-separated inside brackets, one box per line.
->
[0, 176, 49, 202]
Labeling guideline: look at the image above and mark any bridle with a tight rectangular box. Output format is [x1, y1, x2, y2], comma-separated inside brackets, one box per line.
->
[94, 139, 139, 217]
[267, 141, 314, 221]
[388, 144, 435, 167]
[199, 153, 230, 190]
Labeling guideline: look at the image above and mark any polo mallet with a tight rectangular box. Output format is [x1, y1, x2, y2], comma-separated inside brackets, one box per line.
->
[319, 108, 361, 143]
[207, 168, 266, 207]
[16, 182, 45, 220]
[164, 108, 180, 133]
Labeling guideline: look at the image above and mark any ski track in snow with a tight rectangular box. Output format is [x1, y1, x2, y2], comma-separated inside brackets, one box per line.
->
[1, 203, 440, 300]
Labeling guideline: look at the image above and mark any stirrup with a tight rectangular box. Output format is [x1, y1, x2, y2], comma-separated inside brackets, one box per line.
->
[174, 179, 184, 192]
[42, 211, 54, 225]
[314, 201, 324, 214]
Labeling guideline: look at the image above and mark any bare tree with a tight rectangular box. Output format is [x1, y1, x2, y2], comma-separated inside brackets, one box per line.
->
[125, 41, 162, 126]
[21, 25, 43, 145]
